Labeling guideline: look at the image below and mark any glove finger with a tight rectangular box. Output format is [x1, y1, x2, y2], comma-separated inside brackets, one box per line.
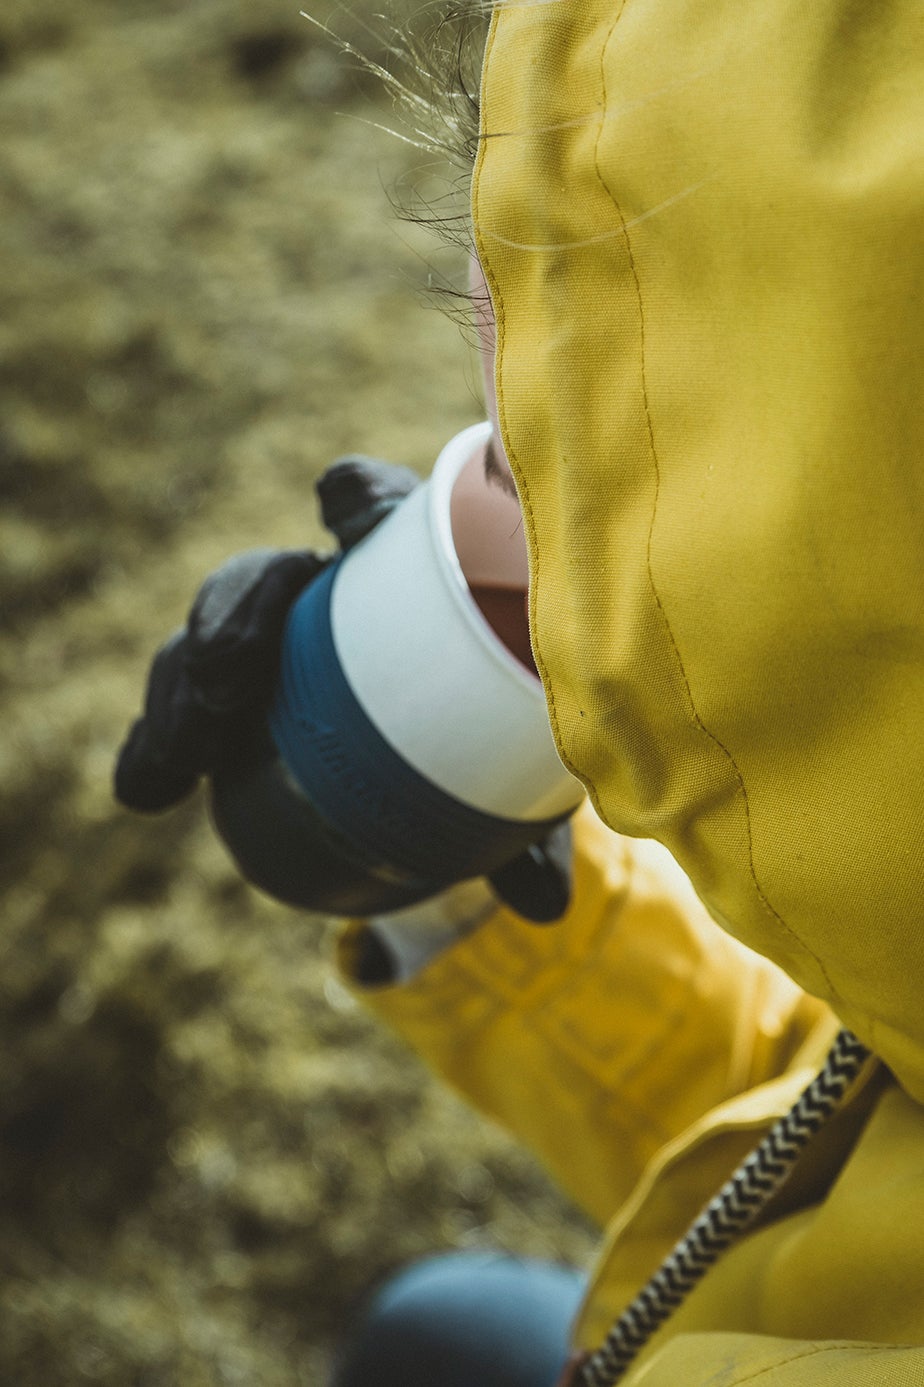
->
[114, 714, 203, 812]
[186, 549, 325, 712]
[114, 632, 223, 811]
[487, 820, 573, 924]
[317, 456, 419, 551]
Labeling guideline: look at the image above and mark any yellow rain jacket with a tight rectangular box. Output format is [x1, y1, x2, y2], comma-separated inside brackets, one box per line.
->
[343, 0, 924, 1381]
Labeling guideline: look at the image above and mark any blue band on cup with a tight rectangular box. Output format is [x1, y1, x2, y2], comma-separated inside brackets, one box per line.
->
[269, 561, 565, 887]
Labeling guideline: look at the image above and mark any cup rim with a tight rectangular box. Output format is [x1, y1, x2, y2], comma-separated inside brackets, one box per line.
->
[426, 421, 543, 698]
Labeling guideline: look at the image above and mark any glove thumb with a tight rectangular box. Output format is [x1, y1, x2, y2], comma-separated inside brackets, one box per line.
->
[317, 456, 420, 551]
[487, 820, 573, 924]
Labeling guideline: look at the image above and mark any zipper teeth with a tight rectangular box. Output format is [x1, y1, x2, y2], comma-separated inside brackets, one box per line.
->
[579, 1028, 871, 1387]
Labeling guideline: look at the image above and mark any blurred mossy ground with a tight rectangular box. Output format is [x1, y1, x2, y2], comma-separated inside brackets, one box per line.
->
[0, 1, 595, 1382]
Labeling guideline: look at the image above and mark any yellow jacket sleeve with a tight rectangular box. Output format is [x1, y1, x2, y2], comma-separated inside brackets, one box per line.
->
[337, 814, 924, 1383]
[339, 803, 827, 1229]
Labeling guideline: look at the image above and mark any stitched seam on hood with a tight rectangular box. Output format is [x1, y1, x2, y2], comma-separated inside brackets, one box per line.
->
[587, 7, 836, 1001]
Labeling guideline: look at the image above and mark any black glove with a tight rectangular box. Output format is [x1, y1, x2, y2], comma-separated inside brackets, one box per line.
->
[115, 457, 418, 813]
[115, 456, 572, 923]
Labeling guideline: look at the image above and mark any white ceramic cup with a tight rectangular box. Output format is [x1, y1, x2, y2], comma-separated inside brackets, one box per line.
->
[328, 422, 583, 822]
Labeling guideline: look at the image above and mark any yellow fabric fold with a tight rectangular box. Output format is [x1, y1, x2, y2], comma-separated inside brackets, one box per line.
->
[473, 0, 924, 1104]
[340, 810, 836, 1345]
[339, 814, 924, 1380]
[341, 808, 826, 1227]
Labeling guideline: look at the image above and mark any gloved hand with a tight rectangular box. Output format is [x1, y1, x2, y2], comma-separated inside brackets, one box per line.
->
[115, 455, 418, 814]
[115, 455, 572, 923]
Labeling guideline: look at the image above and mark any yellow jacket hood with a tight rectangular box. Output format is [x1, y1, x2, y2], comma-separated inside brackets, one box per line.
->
[473, 0, 924, 1099]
